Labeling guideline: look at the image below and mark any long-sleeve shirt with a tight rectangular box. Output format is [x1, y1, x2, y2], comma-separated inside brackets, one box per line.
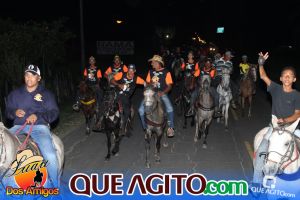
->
[6, 85, 59, 125]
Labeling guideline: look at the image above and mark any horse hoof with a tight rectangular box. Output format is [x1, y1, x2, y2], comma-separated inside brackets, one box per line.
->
[194, 137, 198, 142]
[183, 125, 187, 129]
[225, 127, 229, 132]
[145, 163, 151, 168]
[202, 144, 207, 149]
[105, 156, 110, 161]
[155, 159, 161, 164]
[163, 142, 169, 148]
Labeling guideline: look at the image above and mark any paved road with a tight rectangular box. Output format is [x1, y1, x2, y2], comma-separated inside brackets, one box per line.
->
[59, 82, 273, 199]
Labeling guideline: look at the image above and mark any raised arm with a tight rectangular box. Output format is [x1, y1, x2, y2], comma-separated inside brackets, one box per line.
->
[258, 52, 271, 86]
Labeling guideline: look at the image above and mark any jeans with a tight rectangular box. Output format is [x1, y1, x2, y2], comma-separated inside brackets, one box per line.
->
[139, 94, 174, 129]
[252, 126, 273, 184]
[8, 125, 59, 188]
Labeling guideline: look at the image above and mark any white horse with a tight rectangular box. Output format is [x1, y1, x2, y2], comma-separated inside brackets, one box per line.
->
[0, 122, 64, 188]
[217, 68, 232, 130]
[254, 115, 300, 199]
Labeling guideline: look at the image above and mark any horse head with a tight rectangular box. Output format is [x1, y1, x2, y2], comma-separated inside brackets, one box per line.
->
[143, 85, 159, 114]
[262, 115, 300, 188]
[78, 81, 95, 102]
[102, 89, 118, 117]
[200, 75, 211, 91]
[249, 64, 257, 82]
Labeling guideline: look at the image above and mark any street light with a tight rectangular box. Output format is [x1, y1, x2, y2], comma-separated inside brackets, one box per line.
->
[116, 20, 123, 24]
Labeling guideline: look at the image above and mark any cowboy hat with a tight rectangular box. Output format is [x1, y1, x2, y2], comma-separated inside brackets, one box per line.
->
[148, 55, 164, 66]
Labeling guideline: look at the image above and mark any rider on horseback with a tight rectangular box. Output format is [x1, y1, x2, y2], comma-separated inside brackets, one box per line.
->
[252, 52, 300, 189]
[104, 54, 128, 83]
[174, 50, 200, 105]
[110, 64, 145, 137]
[6, 64, 60, 188]
[214, 51, 238, 109]
[138, 55, 175, 137]
[239, 54, 256, 94]
[73, 56, 103, 111]
[187, 58, 222, 117]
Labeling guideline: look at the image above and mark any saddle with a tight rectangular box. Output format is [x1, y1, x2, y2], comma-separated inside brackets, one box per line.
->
[15, 134, 41, 156]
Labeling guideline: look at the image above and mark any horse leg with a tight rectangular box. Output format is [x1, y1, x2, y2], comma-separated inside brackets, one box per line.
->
[145, 129, 151, 168]
[112, 129, 120, 156]
[85, 115, 90, 135]
[225, 103, 230, 131]
[183, 115, 187, 129]
[155, 131, 162, 163]
[217, 104, 221, 123]
[241, 97, 245, 117]
[194, 115, 199, 142]
[202, 121, 208, 149]
[191, 112, 195, 127]
[248, 96, 252, 119]
[162, 125, 169, 148]
[105, 131, 111, 161]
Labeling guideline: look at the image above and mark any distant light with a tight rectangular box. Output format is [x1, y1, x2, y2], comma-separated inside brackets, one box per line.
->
[288, 45, 292, 49]
[217, 27, 224, 33]
[192, 37, 196, 40]
[165, 34, 170, 39]
[116, 20, 123, 24]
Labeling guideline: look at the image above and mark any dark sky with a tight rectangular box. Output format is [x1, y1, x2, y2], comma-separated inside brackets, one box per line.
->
[1, 0, 300, 52]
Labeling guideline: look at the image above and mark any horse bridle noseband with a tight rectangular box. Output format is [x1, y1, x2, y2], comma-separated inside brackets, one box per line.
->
[263, 127, 299, 173]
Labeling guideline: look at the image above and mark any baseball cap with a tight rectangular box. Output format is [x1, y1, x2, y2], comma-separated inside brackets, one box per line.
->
[128, 64, 136, 71]
[25, 64, 41, 76]
[225, 51, 234, 57]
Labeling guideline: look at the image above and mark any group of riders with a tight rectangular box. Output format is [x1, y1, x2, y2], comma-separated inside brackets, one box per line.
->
[72, 49, 252, 137]
[3, 45, 300, 196]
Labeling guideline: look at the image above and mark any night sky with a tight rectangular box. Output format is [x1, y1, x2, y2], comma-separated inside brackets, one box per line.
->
[1, 0, 300, 53]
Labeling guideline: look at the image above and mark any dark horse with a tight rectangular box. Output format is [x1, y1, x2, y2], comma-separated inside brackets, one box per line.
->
[171, 57, 184, 86]
[78, 81, 98, 135]
[143, 85, 168, 168]
[101, 88, 122, 161]
[176, 70, 195, 128]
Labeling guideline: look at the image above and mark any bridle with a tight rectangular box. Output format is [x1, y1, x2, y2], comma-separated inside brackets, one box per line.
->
[264, 127, 299, 174]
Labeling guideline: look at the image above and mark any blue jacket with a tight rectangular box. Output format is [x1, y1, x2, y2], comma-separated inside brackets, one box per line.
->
[6, 85, 59, 125]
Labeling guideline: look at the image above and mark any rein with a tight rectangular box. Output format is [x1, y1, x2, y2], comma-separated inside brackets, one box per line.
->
[145, 117, 166, 127]
[15, 122, 35, 151]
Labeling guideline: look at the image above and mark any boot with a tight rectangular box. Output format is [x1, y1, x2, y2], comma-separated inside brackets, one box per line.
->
[72, 101, 81, 112]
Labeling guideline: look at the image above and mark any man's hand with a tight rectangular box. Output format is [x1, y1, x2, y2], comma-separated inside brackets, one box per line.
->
[158, 91, 164, 97]
[16, 109, 26, 118]
[26, 114, 37, 124]
[258, 52, 269, 66]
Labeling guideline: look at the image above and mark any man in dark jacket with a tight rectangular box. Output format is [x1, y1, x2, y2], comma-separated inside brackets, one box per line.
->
[6, 64, 60, 188]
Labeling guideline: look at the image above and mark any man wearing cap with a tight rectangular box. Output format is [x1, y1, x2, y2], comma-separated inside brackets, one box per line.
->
[138, 55, 175, 137]
[73, 56, 103, 111]
[6, 64, 60, 188]
[105, 55, 128, 83]
[111, 64, 145, 136]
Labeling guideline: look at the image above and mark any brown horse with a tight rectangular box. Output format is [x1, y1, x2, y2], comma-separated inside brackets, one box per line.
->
[240, 64, 257, 118]
[78, 81, 98, 135]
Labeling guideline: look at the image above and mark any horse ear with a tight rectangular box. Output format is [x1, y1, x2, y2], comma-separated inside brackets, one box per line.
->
[286, 118, 300, 134]
[271, 115, 278, 128]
